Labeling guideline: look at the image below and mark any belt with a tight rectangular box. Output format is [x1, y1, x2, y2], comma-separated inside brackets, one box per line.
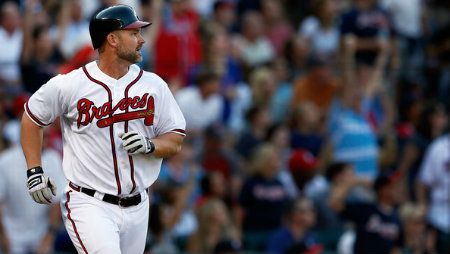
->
[69, 182, 142, 207]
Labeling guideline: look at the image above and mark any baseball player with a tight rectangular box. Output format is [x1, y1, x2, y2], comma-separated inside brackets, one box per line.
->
[20, 5, 186, 254]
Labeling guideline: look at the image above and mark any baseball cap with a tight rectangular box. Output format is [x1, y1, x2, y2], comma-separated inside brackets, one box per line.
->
[288, 149, 318, 172]
[373, 170, 402, 192]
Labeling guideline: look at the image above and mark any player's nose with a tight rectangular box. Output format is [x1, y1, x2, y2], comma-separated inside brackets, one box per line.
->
[137, 33, 145, 44]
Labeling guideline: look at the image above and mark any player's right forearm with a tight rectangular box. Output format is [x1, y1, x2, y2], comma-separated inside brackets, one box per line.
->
[20, 113, 44, 169]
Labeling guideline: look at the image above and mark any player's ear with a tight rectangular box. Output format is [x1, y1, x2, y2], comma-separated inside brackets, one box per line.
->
[106, 32, 120, 48]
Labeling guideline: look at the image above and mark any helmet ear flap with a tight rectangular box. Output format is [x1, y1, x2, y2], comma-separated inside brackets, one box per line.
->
[89, 19, 122, 49]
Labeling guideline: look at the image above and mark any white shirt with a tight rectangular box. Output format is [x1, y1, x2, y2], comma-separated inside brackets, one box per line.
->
[299, 16, 340, 56]
[419, 135, 450, 233]
[25, 61, 186, 196]
[50, 21, 90, 59]
[238, 37, 274, 67]
[0, 28, 22, 82]
[381, 0, 423, 38]
[175, 86, 223, 131]
[0, 146, 66, 253]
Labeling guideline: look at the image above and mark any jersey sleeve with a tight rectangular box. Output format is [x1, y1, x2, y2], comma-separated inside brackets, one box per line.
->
[154, 79, 186, 137]
[24, 75, 67, 127]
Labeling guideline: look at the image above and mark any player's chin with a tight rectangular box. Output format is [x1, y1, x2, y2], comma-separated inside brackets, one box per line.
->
[134, 52, 143, 63]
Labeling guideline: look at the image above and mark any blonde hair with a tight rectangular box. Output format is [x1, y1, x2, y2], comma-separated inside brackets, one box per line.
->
[189, 199, 239, 254]
[250, 143, 276, 175]
[399, 203, 426, 223]
[249, 67, 275, 107]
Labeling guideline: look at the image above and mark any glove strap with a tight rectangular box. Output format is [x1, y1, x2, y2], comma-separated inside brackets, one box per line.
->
[27, 166, 44, 178]
[145, 137, 155, 154]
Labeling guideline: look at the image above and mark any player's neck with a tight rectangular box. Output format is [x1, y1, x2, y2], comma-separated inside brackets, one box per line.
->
[97, 55, 130, 80]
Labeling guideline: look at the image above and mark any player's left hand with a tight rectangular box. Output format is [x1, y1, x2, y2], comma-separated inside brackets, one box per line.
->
[119, 131, 155, 155]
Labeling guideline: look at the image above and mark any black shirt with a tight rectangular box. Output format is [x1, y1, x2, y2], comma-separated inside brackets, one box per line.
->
[342, 202, 403, 254]
[239, 175, 289, 231]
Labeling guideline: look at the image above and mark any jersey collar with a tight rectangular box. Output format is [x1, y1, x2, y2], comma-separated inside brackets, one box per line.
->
[84, 61, 140, 86]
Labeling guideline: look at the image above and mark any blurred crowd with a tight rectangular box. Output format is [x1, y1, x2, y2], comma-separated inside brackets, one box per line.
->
[0, 0, 450, 253]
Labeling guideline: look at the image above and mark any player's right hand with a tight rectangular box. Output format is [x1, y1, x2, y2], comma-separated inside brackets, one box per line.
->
[27, 166, 57, 204]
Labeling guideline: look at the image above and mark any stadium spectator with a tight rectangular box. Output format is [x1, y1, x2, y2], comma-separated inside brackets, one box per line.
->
[299, 0, 340, 60]
[196, 23, 246, 130]
[20, 0, 64, 93]
[199, 125, 241, 183]
[154, 0, 202, 87]
[267, 197, 322, 254]
[238, 143, 289, 251]
[0, 1, 22, 91]
[235, 105, 271, 159]
[289, 102, 323, 157]
[0, 125, 66, 254]
[399, 202, 436, 254]
[158, 138, 202, 207]
[233, 11, 274, 70]
[381, 0, 425, 77]
[175, 69, 223, 133]
[188, 199, 240, 254]
[196, 171, 227, 208]
[308, 162, 370, 229]
[291, 56, 338, 119]
[269, 58, 292, 123]
[340, 0, 393, 65]
[397, 101, 448, 200]
[417, 134, 450, 253]
[248, 67, 277, 109]
[288, 149, 332, 203]
[325, 34, 390, 181]
[329, 170, 405, 254]
[283, 35, 310, 81]
[265, 124, 298, 198]
[49, 0, 90, 60]
[211, 0, 237, 33]
[147, 202, 181, 254]
[261, 0, 294, 56]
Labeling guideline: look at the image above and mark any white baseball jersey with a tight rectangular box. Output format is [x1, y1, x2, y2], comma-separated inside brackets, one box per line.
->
[25, 61, 186, 196]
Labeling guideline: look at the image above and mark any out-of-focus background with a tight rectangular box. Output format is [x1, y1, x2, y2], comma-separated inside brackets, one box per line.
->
[0, 0, 449, 253]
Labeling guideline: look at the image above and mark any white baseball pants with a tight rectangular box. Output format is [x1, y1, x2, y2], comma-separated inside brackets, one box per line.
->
[60, 187, 149, 254]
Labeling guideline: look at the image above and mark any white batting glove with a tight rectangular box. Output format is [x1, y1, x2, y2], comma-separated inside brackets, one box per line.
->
[119, 131, 155, 155]
[27, 166, 57, 204]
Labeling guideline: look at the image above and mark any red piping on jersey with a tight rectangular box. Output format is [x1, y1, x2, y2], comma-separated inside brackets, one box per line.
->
[25, 102, 50, 126]
[124, 69, 143, 194]
[65, 191, 89, 254]
[82, 66, 122, 195]
[171, 129, 186, 136]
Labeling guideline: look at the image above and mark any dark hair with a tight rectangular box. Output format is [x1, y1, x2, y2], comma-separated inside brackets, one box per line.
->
[265, 123, 284, 142]
[245, 105, 263, 123]
[283, 36, 297, 67]
[325, 162, 351, 182]
[200, 173, 214, 195]
[416, 100, 446, 139]
[32, 25, 48, 41]
[195, 68, 220, 86]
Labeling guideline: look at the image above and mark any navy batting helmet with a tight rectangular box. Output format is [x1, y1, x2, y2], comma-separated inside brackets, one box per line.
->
[89, 5, 151, 49]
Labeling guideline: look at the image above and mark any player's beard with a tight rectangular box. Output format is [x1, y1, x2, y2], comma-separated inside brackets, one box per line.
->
[117, 44, 142, 64]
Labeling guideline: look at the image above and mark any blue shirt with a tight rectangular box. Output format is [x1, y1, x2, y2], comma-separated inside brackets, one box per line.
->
[328, 100, 379, 180]
[267, 227, 319, 254]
